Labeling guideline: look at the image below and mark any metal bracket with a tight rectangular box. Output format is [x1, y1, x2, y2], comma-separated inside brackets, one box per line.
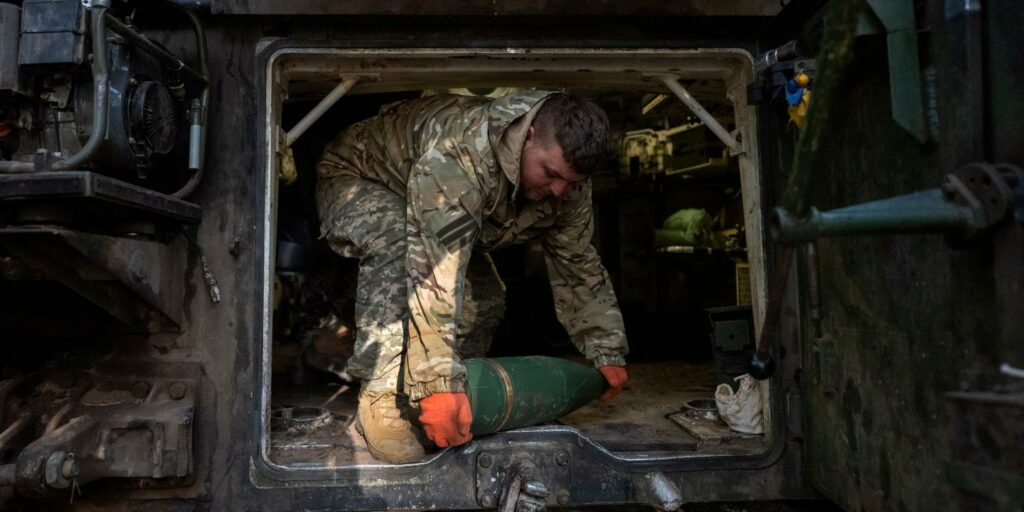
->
[476, 451, 566, 510]
[652, 74, 743, 155]
[0, 227, 188, 332]
[861, 0, 926, 142]
[7, 365, 196, 496]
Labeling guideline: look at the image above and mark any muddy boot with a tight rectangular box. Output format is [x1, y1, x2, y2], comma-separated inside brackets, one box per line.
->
[354, 389, 427, 463]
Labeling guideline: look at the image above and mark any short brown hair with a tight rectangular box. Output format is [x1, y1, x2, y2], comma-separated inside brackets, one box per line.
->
[532, 94, 610, 175]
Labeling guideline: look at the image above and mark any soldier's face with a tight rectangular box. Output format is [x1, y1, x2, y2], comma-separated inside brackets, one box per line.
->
[520, 126, 587, 202]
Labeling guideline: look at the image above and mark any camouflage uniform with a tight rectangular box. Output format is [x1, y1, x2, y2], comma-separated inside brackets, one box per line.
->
[316, 91, 628, 402]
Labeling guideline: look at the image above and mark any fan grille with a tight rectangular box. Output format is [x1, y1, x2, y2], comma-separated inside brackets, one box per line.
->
[130, 81, 178, 157]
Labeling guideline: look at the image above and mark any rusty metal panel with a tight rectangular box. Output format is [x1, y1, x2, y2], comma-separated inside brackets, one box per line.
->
[793, 0, 1024, 510]
[210, 0, 782, 16]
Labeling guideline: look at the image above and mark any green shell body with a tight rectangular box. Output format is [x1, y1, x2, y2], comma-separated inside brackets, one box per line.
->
[464, 356, 607, 435]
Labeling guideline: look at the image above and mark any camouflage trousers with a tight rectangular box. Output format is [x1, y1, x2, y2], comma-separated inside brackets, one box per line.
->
[316, 175, 506, 393]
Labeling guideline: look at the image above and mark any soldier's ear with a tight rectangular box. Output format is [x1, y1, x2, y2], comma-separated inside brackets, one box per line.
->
[524, 126, 536, 146]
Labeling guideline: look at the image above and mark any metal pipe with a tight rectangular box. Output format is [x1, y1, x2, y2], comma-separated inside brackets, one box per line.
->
[284, 76, 360, 147]
[188, 98, 203, 170]
[1000, 363, 1024, 379]
[770, 189, 975, 243]
[102, 13, 208, 86]
[0, 160, 33, 173]
[660, 77, 741, 154]
[754, 39, 800, 75]
[0, 416, 29, 454]
[50, 6, 110, 171]
[165, 0, 210, 9]
[164, 0, 210, 198]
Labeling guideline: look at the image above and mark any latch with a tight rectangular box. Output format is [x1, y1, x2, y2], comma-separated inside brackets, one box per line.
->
[475, 450, 569, 510]
[497, 463, 551, 512]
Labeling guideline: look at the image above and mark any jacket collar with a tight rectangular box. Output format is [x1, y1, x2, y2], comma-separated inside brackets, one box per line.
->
[488, 90, 556, 197]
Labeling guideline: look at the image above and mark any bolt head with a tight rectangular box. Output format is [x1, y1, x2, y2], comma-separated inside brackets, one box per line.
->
[168, 381, 188, 400]
[478, 454, 493, 468]
[229, 237, 243, 256]
[45, 451, 71, 488]
[555, 451, 569, 466]
[62, 455, 80, 478]
[480, 494, 495, 507]
[557, 492, 570, 505]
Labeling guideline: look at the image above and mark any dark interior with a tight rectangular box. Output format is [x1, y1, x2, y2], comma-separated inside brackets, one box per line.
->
[269, 86, 763, 465]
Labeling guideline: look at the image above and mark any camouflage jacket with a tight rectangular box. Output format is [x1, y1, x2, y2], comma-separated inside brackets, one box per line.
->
[317, 91, 628, 401]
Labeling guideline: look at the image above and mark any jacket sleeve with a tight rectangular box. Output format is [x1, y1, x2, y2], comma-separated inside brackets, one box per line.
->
[403, 144, 483, 402]
[541, 182, 629, 368]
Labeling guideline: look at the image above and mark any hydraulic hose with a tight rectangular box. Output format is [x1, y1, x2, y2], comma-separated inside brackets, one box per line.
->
[164, 0, 210, 199]
[51, 6, 111, 171]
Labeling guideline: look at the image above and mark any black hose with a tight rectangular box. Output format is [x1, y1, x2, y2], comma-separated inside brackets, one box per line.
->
[159, 0, 210, 199]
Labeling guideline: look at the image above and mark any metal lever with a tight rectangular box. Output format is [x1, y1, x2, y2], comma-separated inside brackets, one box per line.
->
[771, 163, 1023, 243]
[498, 464, 550, 512]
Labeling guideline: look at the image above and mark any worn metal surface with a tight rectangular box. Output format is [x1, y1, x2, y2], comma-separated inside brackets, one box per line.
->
[0, 227, 187, 332]
[794, 0, 1024, 510]
[0, 172, 201, 224]
[6, 365, 197, 497]
[0, 3, 28, 96]
[210, 0, 783, 17]
[18, 0, 86, 66]
[0, 11, 817, 512]
[946, 391, 1024, 511]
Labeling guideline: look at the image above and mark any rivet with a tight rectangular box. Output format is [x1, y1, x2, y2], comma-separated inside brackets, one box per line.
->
[557, 491, 570, 505]
[168, 381, 188, 400]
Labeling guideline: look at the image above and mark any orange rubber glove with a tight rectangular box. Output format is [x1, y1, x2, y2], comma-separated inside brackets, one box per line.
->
[598, 366, 628, 401]
[418, 392, 473, 448]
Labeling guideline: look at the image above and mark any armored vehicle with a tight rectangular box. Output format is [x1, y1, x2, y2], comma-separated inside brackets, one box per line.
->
[0, 0, 1020, 510]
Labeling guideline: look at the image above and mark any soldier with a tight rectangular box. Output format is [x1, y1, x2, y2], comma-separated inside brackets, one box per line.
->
[316, 90, 629, 463]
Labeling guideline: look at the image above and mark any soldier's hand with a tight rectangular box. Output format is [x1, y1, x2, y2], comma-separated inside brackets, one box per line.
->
[418, 392, 473, 447]
[598, 366, 628, 401]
